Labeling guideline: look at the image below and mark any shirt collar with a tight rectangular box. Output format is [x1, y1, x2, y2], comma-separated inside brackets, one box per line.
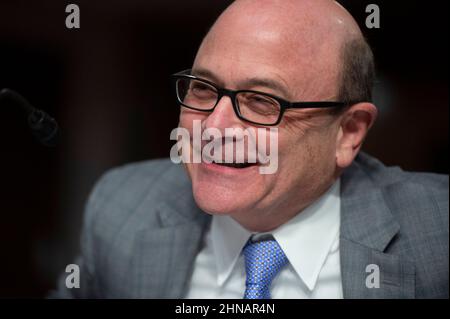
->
[211, 211, 252, 286]
[211, 178, 341, 290]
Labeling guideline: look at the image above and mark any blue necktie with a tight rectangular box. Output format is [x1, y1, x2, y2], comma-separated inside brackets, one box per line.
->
[243, 237, 288, 299]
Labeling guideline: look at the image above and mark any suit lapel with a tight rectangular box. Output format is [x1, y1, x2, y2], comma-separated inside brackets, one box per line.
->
[340, 238, 415, 298]
[340, 155, 415, 298]
[127, 180, 211, 298]
[132, 221, 207, 298]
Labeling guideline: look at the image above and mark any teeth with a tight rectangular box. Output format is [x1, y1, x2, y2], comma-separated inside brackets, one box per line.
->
[213, 161, 254, 168]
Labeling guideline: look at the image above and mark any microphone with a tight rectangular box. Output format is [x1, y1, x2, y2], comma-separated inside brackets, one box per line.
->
[0, 88, 59, 147]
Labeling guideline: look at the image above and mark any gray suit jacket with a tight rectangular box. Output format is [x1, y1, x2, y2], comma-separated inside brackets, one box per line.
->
[51, 152, 449, 298]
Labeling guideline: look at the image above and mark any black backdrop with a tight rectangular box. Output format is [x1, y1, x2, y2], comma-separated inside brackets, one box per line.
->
[0, 0, 448, 298]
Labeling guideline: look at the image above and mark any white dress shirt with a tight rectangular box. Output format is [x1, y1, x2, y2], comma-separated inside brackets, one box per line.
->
[185, 179, 343, 299]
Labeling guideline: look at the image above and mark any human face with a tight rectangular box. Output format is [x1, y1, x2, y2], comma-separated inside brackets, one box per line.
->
[178, 8, 343, 231]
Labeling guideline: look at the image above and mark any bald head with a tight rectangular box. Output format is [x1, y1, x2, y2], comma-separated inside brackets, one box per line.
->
[213, 0, 363, 43]
[194, 0, 372, 104]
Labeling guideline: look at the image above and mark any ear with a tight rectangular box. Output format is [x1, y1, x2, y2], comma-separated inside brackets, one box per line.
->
[336, 102, 378, 168]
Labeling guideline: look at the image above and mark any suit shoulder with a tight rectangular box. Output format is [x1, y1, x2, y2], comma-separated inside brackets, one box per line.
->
[355, 152, 449, 230]
[84, 158, 189, 231]
[91, 158, 188, 200]
[355, 152, 448, 193]
[95, 159, 182, 194]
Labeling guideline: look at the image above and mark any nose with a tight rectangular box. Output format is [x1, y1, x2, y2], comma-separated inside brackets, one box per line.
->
[202, 95, 245, 132]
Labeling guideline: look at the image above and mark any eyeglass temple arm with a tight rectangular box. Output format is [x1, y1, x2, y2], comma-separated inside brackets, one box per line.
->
[288, 101, 348, 109]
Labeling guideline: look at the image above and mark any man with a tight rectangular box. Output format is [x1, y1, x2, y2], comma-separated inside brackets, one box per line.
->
[52, 0, 448, 298]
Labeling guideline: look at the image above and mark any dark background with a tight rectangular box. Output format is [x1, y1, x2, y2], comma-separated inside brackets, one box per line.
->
[0, 0, 447, 298]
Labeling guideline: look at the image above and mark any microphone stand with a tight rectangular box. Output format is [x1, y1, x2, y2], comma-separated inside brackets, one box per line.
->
[0, 88, 59, 147]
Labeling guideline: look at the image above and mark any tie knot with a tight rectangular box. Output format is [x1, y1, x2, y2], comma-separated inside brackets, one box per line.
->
[243, 238, 288, 299]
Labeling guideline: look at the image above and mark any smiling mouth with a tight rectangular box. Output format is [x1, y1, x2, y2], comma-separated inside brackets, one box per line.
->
[212, 161, 258, 169]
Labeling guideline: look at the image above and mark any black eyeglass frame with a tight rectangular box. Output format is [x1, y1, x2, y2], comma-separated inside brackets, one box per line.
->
[172, 69, 351, 126]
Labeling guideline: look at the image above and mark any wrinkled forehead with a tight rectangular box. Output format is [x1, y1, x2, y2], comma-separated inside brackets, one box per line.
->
[193, 3, 345, 99]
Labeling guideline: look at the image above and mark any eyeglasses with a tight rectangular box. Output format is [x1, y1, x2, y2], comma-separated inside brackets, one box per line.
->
[172, 69, 348, 126]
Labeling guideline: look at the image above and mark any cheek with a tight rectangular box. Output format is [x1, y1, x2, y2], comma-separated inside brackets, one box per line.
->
[179, 108, 209, 130]
[277, 123, 337, 180]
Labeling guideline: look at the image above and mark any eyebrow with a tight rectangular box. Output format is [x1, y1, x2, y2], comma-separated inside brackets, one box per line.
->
[191, 67, 291, 99]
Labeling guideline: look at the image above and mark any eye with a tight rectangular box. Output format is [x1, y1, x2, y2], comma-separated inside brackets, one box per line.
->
[190, 81, 217, 99]
[243, 93, 279, 114]
[249, 95, 273, 105]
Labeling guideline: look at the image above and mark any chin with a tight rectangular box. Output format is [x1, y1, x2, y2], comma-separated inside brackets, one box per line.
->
[192, 184, 256, 216]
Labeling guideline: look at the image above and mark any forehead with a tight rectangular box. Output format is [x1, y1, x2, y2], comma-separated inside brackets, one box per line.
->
[193, 13, 341, 99]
